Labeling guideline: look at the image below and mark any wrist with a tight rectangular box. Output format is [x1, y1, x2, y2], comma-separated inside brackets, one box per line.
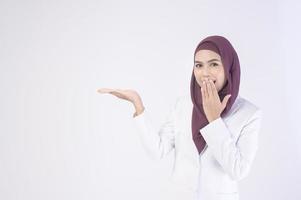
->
[132, 99, 144, 109]
[208, 115, 220, 123]
[133, 106, 145, 117]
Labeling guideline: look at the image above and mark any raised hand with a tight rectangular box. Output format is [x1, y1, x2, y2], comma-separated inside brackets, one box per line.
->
[97, 88, 145, 117]
[97, 88, 137, 102]
[201, 79, 231, 122]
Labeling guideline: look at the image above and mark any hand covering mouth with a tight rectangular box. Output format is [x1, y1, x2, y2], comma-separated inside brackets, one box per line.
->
[202, 79, 216, 83]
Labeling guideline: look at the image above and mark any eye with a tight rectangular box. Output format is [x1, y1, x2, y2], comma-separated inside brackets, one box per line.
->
[195, 64, 202, 68]
[210, 63, 218, 67]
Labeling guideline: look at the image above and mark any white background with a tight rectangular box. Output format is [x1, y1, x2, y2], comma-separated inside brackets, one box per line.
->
[0, 0, 300, 199]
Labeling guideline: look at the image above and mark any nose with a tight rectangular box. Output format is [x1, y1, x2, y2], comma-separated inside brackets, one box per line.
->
[201, 68, 210, 80]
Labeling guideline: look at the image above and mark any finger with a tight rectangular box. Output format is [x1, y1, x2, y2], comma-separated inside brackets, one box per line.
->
[201, 86, 206, 104]
[110, 91, 119, 96]
[206, 80, 213, 97]
[202, 80, 208, 99]
[97, 88, 114, 93]
[205, 80, 212, 98]
[111, 91, 126, 99]
[222, 94, 231, 109]
[209, 80, 218, 98]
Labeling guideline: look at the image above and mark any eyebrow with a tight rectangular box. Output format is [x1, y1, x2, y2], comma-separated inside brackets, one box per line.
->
[194, 59, 221, 63]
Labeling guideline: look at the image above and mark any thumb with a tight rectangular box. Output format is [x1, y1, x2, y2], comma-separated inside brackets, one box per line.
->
[221, 94, 231, 110]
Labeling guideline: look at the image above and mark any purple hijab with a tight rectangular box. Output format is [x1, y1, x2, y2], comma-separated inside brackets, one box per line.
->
[190, 35, 241, 155]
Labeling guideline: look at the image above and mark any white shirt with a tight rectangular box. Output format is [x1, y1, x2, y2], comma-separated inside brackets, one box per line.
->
[132, 93, 262, 200]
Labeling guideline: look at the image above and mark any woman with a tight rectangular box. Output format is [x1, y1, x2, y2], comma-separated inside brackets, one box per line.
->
[98, 35, 263, 200]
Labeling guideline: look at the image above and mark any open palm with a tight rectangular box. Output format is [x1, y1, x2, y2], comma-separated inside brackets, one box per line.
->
[97, 88, 141, 103]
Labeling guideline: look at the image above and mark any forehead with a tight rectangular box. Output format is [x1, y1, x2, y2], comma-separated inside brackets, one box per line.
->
[194, 49, 221, 61]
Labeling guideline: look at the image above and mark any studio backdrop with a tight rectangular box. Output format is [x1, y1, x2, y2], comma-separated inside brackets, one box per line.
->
[0, 0, 300, 200]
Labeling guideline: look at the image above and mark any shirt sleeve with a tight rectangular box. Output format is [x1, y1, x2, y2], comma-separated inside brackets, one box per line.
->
[199, 109, 263, 181]
[132, 98, 179, 161]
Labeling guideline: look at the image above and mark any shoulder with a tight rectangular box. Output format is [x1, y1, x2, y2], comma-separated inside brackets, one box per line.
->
[236, 96, 262, 114]
[231, 95, 263, 124]
[224, 96, 263, 134]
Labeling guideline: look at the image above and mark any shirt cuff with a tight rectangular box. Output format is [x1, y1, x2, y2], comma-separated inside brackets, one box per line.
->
[199, 117, 232, 148]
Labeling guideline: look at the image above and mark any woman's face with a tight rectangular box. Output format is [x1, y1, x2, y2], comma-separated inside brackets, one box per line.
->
[193, 49, 227, 92]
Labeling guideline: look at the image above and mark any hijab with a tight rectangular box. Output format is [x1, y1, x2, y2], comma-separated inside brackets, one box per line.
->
[190, 35, 241, 155]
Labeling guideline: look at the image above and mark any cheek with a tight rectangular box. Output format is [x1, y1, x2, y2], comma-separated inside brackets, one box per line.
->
[193, 69, 201, 79]
[193, 71, 203, 86]
[215, 70, 226, 81]
[218, 75, 227, 88]
[193, 69, 197, 77]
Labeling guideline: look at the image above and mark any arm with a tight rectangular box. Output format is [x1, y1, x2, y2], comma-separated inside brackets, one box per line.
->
[199, 109, 263, 181]
[132, 98, 179, 161]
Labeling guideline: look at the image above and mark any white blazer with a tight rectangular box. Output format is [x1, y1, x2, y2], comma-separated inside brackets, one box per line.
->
[132, 93, 262, 200]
